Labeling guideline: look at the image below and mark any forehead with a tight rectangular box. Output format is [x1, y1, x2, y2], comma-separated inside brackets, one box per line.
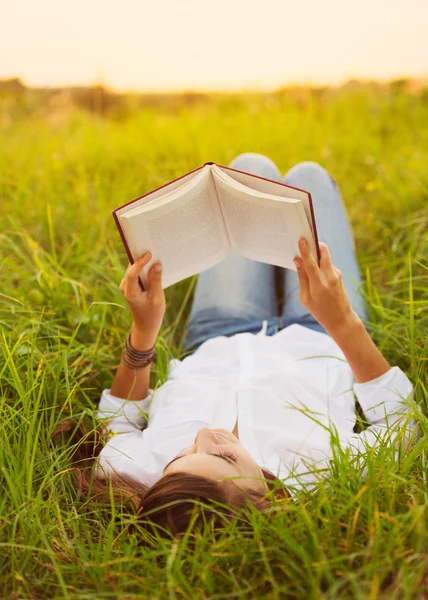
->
[165, 453, 237, 479]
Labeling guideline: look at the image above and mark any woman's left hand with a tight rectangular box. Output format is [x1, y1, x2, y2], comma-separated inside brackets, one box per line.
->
[294, 238, 391, 383]
[119, 252, 166, 340]
[293, 239, 356, 335]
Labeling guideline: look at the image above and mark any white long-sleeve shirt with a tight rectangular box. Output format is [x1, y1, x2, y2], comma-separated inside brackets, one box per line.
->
[95, 323, 415, 495]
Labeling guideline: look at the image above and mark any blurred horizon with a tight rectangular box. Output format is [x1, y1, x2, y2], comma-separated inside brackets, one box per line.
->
[2, 74, 427, 95]
[1, 0, 428, 93]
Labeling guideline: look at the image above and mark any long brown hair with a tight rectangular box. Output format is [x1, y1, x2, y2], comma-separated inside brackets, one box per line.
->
[52, 420, 289, 538]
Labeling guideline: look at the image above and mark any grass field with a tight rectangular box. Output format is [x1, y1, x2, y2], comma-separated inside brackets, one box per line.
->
[1, 83, 427, 599]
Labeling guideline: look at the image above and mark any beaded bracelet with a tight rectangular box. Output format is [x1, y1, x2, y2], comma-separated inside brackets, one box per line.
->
[121, 332, 157, 370]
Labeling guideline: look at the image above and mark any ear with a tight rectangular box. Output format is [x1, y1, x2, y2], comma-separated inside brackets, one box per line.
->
[274, 487, 292, 501]
[260, 468, 292, 501]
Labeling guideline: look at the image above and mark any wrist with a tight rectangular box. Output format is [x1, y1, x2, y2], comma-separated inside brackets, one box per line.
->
[130, 322, 158, 351]
[325, 310, 364, 342]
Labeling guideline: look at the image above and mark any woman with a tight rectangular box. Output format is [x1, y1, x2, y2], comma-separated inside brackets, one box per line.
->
[57, 154, 415, 537]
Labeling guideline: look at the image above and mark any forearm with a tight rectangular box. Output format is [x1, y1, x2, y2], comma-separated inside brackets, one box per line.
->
[327, 312, 391, 383]
[110, 322, 157, 401]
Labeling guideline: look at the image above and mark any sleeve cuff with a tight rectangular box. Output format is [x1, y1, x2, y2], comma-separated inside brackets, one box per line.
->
[97, 388, 153, 433]
[353, 366, 414, 424]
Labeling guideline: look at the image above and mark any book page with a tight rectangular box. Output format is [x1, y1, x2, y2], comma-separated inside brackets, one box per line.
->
[214, 163, 316, 240]
[213, 171, 314, 270]
[115, 165, 205, 219]
[119, 167, 229, 289]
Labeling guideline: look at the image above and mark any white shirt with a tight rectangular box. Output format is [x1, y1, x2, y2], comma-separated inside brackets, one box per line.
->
[96, 323, 415, 495]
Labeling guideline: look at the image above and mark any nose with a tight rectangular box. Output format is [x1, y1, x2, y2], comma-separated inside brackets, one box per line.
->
[194, 428, 217, 453]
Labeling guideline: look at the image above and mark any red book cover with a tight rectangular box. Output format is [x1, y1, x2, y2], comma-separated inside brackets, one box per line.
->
[112, 162, 320, 291]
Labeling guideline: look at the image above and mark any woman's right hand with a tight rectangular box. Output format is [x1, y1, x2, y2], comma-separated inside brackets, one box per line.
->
[293, 238, 358, 335]
[119, 251, 166, 343]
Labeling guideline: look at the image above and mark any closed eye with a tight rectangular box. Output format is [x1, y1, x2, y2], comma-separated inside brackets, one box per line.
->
[210, 451, 238, 465]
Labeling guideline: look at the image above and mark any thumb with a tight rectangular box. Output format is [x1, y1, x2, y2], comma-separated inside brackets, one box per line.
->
[148, 262, 164, 299]
[294, 259, 310, 304]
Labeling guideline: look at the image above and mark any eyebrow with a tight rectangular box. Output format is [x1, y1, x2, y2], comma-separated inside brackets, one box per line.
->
[163, 452, 237, 474]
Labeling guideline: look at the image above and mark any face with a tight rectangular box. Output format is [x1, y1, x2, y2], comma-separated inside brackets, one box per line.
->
[163, 428, 266, 494]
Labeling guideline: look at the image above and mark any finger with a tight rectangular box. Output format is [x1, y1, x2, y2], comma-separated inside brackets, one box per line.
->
[298, 238, 321, 282]
[294, 258, 310, 302]
[122, 254, 151, 297]
[319, 243, 334, 272]
[329, 266, 343, 285]
[148, 262, 164, 300]
[126, 251, 152, 279]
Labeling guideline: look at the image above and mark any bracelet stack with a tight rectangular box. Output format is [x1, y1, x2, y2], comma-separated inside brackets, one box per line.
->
[121, 332, 157, 370]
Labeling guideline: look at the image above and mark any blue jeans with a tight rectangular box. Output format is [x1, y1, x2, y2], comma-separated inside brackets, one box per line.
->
[184, 153, 368, 352]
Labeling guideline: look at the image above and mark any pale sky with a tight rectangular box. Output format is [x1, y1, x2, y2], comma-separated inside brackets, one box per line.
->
[1, 0, 427, 91]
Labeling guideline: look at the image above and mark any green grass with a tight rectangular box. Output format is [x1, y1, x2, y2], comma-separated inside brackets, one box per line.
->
[0, 84, 427, 599]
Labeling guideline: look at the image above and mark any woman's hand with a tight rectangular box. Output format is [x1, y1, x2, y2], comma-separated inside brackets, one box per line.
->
[293, 238, 391, 382]
[293, 238, 357, 335]
[119, 252, 165, 343]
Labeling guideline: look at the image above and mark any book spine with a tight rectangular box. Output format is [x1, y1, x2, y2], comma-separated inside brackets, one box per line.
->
[112, 213, 146, 292]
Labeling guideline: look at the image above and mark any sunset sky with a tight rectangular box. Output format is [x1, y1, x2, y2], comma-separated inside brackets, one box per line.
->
[1, 0, 427, 91]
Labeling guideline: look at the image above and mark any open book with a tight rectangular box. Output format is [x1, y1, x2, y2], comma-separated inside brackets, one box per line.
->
[112, 162, 320, 289]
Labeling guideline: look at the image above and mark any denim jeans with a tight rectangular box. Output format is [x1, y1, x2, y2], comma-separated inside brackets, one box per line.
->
[183, 153, 368, 352]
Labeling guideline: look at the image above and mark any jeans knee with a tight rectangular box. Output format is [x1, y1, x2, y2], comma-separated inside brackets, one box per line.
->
[284, 161, 337, 188]
[228, 152, 281, 181]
